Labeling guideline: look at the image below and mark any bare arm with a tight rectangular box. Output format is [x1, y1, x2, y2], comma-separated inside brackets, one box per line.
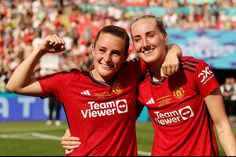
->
[6, 34, 65, 96]
[205, 87, 236, 156]
[162, 44, 182, 76]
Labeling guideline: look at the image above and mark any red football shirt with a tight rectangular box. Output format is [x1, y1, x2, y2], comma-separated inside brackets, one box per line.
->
[138, 56, 220, 156]
[38, 60, 145, 156]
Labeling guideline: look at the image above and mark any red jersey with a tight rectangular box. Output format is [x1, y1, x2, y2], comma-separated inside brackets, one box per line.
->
[38, 60, 145, 156]
[138, 56, 220, 156]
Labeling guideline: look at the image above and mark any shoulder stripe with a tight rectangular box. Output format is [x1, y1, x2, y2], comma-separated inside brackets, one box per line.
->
[181, 58, 200, 64]
[181, 63, 197, 69]
[185, 59, 199, 65]
[179, 67, 195, 73]
[180, 58, 200, 72]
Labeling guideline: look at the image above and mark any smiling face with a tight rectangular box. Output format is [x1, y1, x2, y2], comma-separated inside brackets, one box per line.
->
[130, 16, 168, 66]
[91, 32, 127, 82]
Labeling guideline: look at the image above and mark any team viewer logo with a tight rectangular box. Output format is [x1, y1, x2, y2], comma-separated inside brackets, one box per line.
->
[81, 99, 128, 118]
[153, 105, 194, 125]
[178, 106, 194, 120]
[116, 99, 128, 113]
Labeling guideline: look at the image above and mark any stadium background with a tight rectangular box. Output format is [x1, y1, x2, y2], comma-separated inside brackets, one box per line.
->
[0, 0, 236, 156]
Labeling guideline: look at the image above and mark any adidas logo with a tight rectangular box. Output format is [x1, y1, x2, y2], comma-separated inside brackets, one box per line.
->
[81, 90, 91, 96]
[146, 98, 155, 105]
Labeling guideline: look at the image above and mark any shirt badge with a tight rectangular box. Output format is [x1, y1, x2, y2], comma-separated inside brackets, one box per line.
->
[112, 82, 123, 95]
[173, 87, 185, 99]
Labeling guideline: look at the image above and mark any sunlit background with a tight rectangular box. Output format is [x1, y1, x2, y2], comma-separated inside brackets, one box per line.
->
[0, 0, 236, 156]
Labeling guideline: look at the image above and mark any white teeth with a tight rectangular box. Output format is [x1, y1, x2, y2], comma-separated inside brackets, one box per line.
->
[143, 50, 153, 54]
[102, 64, 110, 68]
[101, 63, 113, 69]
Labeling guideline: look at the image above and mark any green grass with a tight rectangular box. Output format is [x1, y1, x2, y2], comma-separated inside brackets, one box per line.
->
[0, 121, 235, 156]
[0, 121, 66, 156]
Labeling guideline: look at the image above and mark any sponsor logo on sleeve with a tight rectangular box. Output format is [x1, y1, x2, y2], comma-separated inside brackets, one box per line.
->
[198, 66, 214, 85]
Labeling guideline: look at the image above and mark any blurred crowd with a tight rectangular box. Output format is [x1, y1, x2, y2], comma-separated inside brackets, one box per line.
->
[0, 0, 236, 92]
[220, 77, 236, 122]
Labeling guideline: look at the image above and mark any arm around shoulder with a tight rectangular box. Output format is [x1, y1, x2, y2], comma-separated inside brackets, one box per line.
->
[162, 44, 183, 76]
[167, 44, 182, 58]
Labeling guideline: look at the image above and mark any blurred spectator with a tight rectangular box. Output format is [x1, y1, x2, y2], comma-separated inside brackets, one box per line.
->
[46, 97, 62, 126]
[163, 9, 178, 28]
[230, 77, 236, 122]
[0, 0, 235, 94]
[220, 77, 236, 122]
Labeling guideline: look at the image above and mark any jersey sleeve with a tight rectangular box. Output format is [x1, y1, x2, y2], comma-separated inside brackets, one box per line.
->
[194, 59, 219, 98]
[37, 70, 76, 101]
[37, 73, 64, 100]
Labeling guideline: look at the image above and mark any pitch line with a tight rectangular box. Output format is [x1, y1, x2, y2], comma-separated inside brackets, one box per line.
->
[32, 133, 152, 156]
[0, 132, 151, 156]
[0, 132, 61, 140]
[138, 150, 151, 156]
[31, 132, 61, 141]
